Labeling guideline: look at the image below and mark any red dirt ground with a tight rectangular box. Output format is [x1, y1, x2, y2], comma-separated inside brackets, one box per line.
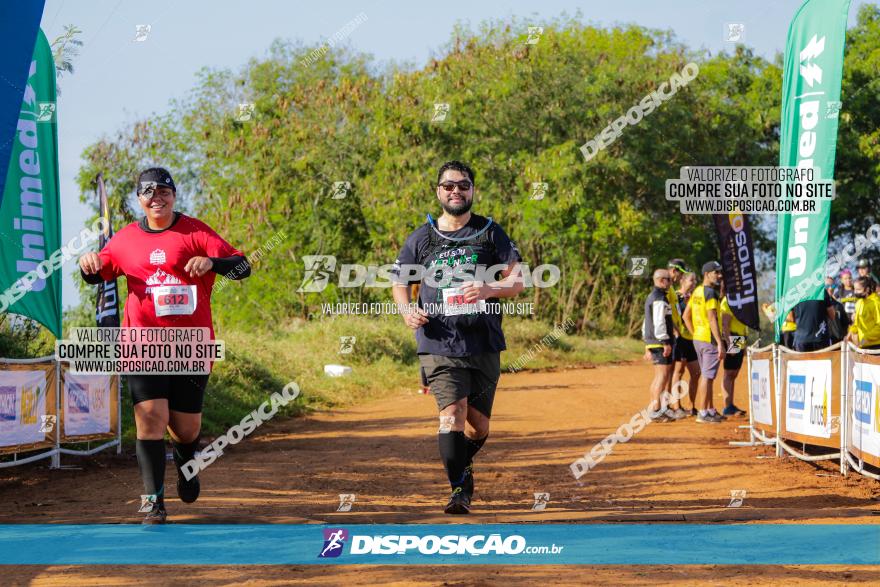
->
[2, 361, 879, 585]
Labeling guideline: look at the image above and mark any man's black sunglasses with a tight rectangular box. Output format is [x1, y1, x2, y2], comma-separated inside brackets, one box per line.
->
[438, 181, 473, 192]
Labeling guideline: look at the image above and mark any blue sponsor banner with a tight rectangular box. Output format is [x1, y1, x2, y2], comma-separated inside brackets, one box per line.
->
[789, 374, 806, 410]
[1, 524, 880, 565]
[855, 380, 872, 425]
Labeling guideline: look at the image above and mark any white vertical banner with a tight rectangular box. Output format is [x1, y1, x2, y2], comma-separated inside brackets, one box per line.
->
[750, 358, 773, 426]
[0, 370, 48, 447]
[63, 373, 112, 437]
[850, 361, 880, 458]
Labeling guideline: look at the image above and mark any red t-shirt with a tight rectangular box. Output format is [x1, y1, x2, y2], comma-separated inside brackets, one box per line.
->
[97, 214, 243, 338]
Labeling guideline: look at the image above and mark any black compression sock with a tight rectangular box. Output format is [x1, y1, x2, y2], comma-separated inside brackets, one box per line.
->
[136, 438, 166, 506]
[171, 437, 200, 473]
[438, 430, 469, 489]
[465, 434, 488, 465]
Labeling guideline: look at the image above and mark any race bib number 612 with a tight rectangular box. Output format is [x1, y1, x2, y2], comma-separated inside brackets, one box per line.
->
[152, 285, 197, 317]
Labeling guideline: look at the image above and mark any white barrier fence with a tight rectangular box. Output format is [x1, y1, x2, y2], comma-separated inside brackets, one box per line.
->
[740, 342, 880, 481]
[0, 355, 121, 469]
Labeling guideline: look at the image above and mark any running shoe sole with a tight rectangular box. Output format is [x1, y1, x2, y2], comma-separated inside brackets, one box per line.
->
[445, 488, 471, 514]
[445, 500, 471, 515]
[142, 507, 167, 525]
[177, 474, 200, 504]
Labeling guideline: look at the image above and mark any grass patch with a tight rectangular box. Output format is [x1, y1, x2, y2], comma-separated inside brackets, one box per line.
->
[116, 315, 643, 441]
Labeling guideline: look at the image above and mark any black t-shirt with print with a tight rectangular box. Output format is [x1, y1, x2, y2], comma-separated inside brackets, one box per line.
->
[792, 291, 832, 347]
[392, 214, 522, 357]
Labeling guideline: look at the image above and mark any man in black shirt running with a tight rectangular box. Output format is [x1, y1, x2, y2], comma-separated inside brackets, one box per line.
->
[392, 160, 524, 514]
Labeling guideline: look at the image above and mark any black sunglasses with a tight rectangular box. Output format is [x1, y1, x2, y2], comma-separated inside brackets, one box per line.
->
[438, 181, 473, 192]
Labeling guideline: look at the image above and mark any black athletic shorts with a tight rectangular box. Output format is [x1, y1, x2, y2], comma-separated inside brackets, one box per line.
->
[723, 350, 745, 371]
[794, 340, 827, 353]
[648, 347, 673, 365]
[419, 353, 500, 418]
[673, 337, 698, 362]
[127, 374, 210, 414]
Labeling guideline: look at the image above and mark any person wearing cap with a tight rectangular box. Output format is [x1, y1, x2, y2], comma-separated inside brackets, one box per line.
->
[835, 270, 857, 323]
[667, 259, 697, 417]
[856, 260, 880, 294]
[856, 259, 878, 281]
[79, 167, 251, 524]
[683, 261, 725, 423]
[642, 269, 675, 422]
[787, 290, 834, 352]
[846, 276, 880, 349]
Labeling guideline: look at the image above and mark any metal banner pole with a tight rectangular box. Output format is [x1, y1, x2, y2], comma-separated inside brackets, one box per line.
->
[775, 344, 782, 458]
[51, 356, 60, 469]
[116, 375, 122, 454]
[840, 343, 848, 475]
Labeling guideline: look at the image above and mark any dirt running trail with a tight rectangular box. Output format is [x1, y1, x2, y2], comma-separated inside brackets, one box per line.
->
[3, 361, 880, 585]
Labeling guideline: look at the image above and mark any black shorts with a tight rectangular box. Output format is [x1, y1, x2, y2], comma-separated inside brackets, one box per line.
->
[723, 350, 745, 371]
[648, 347, 673, 365]
[673, 337, 698, 363]
[794, 340, 827, 353]
[419, 353, 500, 418]
[127, 374, 210, 414]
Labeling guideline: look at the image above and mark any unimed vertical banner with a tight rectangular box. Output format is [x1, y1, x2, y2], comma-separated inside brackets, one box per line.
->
[0, 1, 45, 206]
[0, 29, 62, 337]
[774, 0, 851, 339]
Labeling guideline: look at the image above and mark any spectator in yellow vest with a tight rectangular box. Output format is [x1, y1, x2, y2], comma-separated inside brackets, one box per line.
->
[847, 276, 880, 350]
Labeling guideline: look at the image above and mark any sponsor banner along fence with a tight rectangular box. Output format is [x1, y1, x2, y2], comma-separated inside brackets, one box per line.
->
[743, 342, 880, 480]
[0, 358, 56, 453]
[845, 344, 880, 478]
[747, 344, 776, 443]
[0, 355, 120, 466]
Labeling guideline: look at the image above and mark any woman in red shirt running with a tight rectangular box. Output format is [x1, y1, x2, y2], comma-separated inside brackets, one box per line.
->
[79, 167, 250, 524]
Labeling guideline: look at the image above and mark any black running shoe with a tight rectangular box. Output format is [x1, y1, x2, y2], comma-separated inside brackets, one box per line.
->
[444, 486, 471, 515]
[177, 471, 200, 504]
[142, 503, 167, 525]
[462, 465, 474, 499]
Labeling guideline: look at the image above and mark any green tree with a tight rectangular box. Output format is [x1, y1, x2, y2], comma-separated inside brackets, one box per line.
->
[72, 15, 809, 336]
[50, 24, 83, 92]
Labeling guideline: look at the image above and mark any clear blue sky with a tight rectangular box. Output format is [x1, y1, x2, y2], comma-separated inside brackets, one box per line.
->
[40, 0, 871, 310]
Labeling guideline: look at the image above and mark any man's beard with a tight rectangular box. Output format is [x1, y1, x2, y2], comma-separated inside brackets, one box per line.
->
[440, 197, 473, 216]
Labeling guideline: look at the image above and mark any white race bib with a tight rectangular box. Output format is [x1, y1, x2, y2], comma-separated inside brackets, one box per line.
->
[441, 287, 486, 317]
[728, 335, 746, 354]
[152, 285, 197, 317]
